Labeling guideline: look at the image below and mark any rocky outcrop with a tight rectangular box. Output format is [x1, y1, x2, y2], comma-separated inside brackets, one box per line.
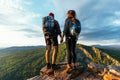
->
[28, 63, 120, 80]
[78, 45, 120, 66]
[27, 62, 119, 80]
[27, 44, 120, 80]
[88, 63, 120, 80]
[40, 62, 85, 80]
[28, 62, 103, 80]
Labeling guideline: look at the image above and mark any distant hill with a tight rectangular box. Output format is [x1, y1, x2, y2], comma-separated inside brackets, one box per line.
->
[92, 45, 120, 61]
[77, 44, 120, 65]
[0, 44, 120, 80]
[0, 44, 66, 80]
[0, 46, 45, 54]
[92, 44, 120, 50]
[0, 48, 3, 50]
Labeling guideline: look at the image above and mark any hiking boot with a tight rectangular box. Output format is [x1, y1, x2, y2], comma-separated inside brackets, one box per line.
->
[46, 63, 51, 69]
[51, 64, 60, 70]
[47, 69, 54, 75]
[64, 67, 73, 74]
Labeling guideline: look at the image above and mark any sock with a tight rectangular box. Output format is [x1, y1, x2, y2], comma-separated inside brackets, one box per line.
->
[51, 64, 55, 70]
[46, 63, 51, 69]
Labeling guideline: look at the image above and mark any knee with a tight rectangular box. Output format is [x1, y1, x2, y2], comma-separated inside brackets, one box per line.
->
[53, 46, 58, 52]
[46, 48, 51, 53]
[46, 49, 51, 53]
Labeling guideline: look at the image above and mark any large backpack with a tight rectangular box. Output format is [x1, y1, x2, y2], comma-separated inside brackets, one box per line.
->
[69, 20, 81, 37]
[43, 16, 55, 36]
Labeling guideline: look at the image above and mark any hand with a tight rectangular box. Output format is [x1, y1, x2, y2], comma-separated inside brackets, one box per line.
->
[60, 38, 63, 43]
[60, 33, 64, 43]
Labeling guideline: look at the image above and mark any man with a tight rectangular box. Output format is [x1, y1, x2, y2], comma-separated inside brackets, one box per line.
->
[42, 12, 62, 70]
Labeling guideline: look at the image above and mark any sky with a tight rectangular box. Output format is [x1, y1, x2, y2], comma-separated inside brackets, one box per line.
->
[0, 0, 120, 48]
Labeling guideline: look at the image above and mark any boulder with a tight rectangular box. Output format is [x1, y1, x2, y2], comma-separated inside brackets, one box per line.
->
[88, 63, 120, 80]
[88, 62, 106, 76]
[103, 65, 120, 80]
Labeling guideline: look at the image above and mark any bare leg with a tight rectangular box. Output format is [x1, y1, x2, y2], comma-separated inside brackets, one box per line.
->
[46, 45, 51, 64]
[52, 46, 58, 64]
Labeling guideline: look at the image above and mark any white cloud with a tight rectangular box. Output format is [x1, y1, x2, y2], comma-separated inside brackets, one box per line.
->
[115, 11, 120, 16]
[112, 20, 120, 26]
[112, 11, 120, 26]
[50, 0, 120, 46]
[0, 0, 42, 47]
[50, 0, 90, 20]
[0, 0, 24, 15]
[52, 0, 89, 11]
[0, 24, 44, 48]
[1, 0, 120, 47]
[0, 0, 40, 27]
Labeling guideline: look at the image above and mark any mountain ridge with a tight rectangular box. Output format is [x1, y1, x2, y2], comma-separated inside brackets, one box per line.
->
[28, 44, 120, 80]
[0, 45, 45, 54]
[0, 44, 120, 80]
[92, 44, 120, 50]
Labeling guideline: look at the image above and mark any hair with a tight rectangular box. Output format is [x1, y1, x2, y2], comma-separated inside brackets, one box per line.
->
[49, 12, 54, 18]
[67, 10, 77, 22]
[67, 10, 76, 19]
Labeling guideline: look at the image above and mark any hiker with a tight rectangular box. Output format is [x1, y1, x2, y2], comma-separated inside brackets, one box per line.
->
[42, 12, 62, 70]
[61, 10, 81, 73]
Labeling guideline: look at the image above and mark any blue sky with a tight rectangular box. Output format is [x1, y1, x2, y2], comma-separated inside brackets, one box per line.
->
[0, 0, 120, 48]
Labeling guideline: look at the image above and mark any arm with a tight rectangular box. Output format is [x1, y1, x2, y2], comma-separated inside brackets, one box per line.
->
[61, 18, 69, 43]
[55, 20, 61, 36]
[54, 20, 63, 43]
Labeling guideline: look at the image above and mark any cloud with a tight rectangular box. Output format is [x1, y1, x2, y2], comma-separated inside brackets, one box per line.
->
[79, 0, 120, 40]
[50, 0, 120, 45]
[17, 25, 43, 38]
[0, 0, 40, 26]
[81, 25, 120, 40]
[0, 0, 43, 47]
[18, 28, 39, 33]
[1, 0, 120, 47]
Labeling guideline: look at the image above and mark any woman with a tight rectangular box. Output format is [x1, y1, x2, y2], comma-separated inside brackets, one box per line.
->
[61, 10, 81, 73]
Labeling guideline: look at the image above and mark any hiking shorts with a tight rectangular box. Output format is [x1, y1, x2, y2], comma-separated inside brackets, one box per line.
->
[45, 36, 58, 46]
